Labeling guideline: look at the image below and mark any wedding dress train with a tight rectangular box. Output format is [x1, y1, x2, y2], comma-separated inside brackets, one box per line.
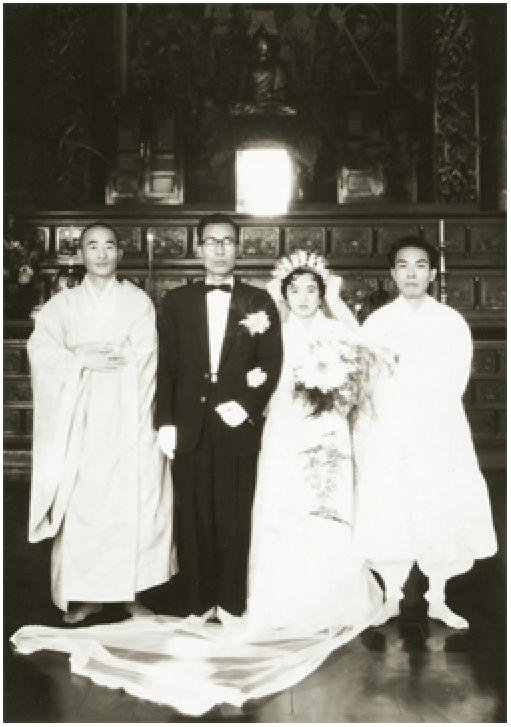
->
[11, 311, 383, 717]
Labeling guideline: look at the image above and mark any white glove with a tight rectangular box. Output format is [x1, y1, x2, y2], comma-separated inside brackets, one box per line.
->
[216, 401, 248, 427]
[246, 367, 267, 388]
[158, 426, 176, 459]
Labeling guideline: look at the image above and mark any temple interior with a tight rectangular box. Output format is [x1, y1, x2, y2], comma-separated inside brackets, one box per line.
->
[3, 3, 506, 722]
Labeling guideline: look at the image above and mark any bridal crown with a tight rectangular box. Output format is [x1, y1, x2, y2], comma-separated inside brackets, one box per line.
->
[272, 250, 329, 283]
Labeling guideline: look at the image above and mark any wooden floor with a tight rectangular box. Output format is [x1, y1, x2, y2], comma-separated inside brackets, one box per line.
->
[4, 470, 506, 723]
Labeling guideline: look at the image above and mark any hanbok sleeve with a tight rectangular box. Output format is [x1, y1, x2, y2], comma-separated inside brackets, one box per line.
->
[123, 289, 158, 435]
[425, 310, 473, 403]
[27, 293, 88, 541]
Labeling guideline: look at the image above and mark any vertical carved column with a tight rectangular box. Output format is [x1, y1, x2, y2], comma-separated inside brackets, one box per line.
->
[433, 4, 479, 203]
[43, 5, 92, 207]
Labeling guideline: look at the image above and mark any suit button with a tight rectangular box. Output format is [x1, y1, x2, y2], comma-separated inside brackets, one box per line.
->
[200, 396, 206, 403]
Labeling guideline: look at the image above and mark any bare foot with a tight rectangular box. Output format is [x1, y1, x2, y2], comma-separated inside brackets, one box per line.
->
[63, 602, 103, 624]
[124, 600, 154, 618]
[427, 601, 468, 630]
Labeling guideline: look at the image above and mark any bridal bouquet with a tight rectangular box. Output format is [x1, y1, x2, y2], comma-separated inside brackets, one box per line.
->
[293, 337, 377, 418]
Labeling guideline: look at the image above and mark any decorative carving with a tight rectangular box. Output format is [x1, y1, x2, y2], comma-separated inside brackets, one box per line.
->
[471, 349, 496, 375]
[498, 349, 507, 375]
[4, 379, 32, 403]
[480, 276, 506, 310]
[4, 410, 21, 437]
[112, 226, 142, 253]
[340, 274, 381, 321]
[240, 276, 272, 291]
[433, 5, 478, 202]
[230, 27, 297, 116]
[444, 224, 465, 254]
[446, 276, 474, 309]
[378, 226, 418, 255]
[471, 225, 506, 255]
[466, 410, 496, 437]
[3, 349, 22, 375]
[239, 228, 279, 258]
[497, 412, 506, 437]
[44, 5, 92, 207]
[285, 228, 325, 255]
[422, 223, 464, 254]
[473, 381, 506, 405]
[331, 227, 372, 256]
[147, 227, 187, 259]
[56, 227, 84, 262]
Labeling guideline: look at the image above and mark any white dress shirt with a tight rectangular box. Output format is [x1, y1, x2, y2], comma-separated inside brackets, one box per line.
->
[206, 276, 234, 380]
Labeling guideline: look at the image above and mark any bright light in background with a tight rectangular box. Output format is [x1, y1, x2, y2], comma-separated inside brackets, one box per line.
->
[236, 148, 293, 216]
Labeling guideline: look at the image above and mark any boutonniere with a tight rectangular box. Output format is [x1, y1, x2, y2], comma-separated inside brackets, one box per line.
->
[239, 310, 271, 335]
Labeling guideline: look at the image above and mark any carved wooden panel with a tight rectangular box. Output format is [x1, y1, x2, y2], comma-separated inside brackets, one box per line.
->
[444, 224, 465, 254]
[331, 227, 372, 256]
[112, 226, 142, 253]
[433, 5, 478, 202]
[497, 412, 506, 437]
[239, 227, 279, 259]
[473, 381, 506, 405]
[285, 228, 325, 255]
[4, 379, 32, 403]
[152, 277, 187, 311]
[4, 410, 21, 437]
[148, 226, 187, 258]
[497, 349, 506, 375]
[480, 276, 506, 310]
[445, 276, 474, 309]
[36, 227, 51, 254]
[378, 226, 417, 255]
[240, 276, 272, 291]
[471, 349, 496, 375]
[4, 348, 23, 374]
[56, 226, 84, 259]
[466, 410, 496, 437]
[471, 225, 506, 255]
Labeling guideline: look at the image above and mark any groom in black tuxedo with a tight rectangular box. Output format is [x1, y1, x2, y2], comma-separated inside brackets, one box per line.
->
[156, 214, 283, 617]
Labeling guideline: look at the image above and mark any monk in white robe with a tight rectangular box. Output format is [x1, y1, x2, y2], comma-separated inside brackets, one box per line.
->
[28, 223, 175, 624]
[355, 238, 497, 629]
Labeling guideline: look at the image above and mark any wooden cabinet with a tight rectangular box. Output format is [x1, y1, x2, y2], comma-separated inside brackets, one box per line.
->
[5, 206, 506, 477]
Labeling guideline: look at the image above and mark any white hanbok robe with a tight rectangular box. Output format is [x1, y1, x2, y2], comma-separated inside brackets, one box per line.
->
[354, 295, 497, 564]
[27, 276, 175, 610]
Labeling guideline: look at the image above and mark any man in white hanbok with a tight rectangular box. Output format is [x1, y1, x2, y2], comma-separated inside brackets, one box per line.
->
[27, 223, 174, 624]
[355, 237, 497, 629]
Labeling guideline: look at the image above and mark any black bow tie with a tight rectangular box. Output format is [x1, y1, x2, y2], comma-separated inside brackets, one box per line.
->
[205, 283, 232, 293]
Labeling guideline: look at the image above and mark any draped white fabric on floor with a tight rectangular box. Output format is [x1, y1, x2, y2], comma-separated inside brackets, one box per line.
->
[11, 607, 380, 717]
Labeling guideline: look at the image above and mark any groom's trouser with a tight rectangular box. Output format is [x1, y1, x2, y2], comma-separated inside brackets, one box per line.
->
[172, 399, 258, 617]
[372, 559, 473, 602]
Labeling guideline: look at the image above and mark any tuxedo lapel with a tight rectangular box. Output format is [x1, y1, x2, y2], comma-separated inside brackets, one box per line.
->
[193, 281, 210, 366]
[218, 282, 244, 371]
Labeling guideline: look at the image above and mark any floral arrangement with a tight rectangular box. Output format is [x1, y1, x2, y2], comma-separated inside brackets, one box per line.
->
[239, 310, 271, 335]
[4, 237, 41, 285]
[293, 336, 386, 418]
[294, 336, 395, 523]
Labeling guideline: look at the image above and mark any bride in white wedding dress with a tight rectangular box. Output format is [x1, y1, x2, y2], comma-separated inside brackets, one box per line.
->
[245, 255, 382, 634]
[12, 252, 383, 717]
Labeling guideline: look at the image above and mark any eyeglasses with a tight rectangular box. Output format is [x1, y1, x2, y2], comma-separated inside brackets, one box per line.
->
[202, 237, 237, 249]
